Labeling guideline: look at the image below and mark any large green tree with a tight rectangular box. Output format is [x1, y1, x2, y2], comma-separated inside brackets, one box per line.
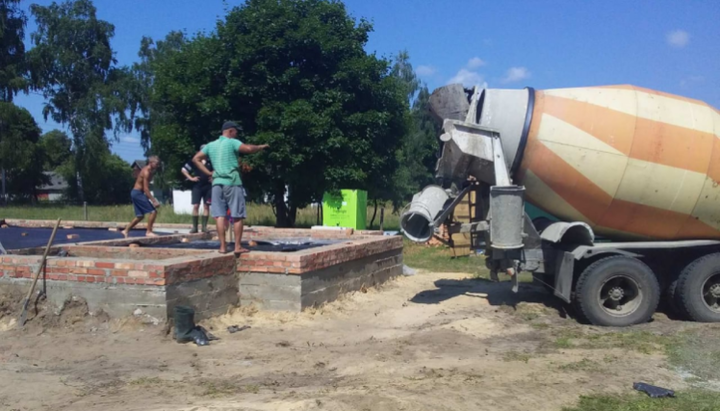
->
[147, 0, 409, 226]
[0, 0, 27, 102]
[27, 0, 134, 203]
[0, 102, 46, 200]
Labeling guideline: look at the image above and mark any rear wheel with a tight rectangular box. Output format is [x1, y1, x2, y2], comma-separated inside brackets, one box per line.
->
[675, 253, 720, 323]
[574, 256, 660, 327]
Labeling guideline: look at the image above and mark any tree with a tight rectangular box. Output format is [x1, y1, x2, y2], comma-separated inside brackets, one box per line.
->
[27, 0, 134, 203]
[147, 0, 409, 227]
[57, 150, 133, 204]
[379, 51, 440, 213]
[39, 129, 72, 170]
[0, 0, 27, 102]
[0, 102, 46, 200]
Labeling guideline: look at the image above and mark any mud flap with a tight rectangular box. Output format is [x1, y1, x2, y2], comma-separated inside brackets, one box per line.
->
[554, 252, 574, 303]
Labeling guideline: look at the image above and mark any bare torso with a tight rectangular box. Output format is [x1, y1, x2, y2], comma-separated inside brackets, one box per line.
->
[133, 167, 154, 193]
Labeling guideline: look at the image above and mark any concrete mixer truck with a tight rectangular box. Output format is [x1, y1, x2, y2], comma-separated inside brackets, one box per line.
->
[400, 83, 720, 327]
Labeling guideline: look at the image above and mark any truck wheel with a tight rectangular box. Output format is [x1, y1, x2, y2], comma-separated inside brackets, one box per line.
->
[574, 256, 660, 327]
[675, 253, 720, 322]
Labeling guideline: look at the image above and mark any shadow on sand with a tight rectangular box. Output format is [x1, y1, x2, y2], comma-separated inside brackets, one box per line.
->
[409, 276, 574, 320]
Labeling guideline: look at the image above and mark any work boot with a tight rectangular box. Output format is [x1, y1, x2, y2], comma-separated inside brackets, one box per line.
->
[173, 305, 209, 346]
[201, 216, 209, 232]
[190, 216, 199, 234]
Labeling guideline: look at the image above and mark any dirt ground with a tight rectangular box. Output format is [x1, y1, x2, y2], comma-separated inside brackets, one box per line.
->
[0, 271, 702, 411]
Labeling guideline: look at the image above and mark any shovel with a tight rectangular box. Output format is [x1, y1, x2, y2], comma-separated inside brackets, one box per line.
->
[18, 218, 61, 327]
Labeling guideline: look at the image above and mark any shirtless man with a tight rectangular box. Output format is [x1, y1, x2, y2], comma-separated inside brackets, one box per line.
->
[123, 156, 161, 238]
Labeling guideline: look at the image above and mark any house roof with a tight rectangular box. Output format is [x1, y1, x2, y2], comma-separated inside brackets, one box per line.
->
[39, 172, 69, 191]
[131, 160, 147, 169]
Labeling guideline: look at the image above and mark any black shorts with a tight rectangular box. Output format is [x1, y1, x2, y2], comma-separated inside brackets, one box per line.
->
[191, 183, 212, 205]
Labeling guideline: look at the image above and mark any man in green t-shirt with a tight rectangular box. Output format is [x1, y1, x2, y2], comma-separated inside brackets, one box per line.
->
[193, 121, 268, 255]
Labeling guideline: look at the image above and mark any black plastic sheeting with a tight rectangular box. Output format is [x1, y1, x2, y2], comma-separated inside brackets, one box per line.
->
[145, 239, 339, 253]
[633, 382, 675, 398]
[0, 226, 145, 250]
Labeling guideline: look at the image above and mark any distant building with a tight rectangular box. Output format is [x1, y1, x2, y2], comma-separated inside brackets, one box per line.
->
[37, 172, 68, 202]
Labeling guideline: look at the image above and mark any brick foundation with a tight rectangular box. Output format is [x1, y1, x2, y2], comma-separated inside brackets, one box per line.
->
[1, 219, 400, 320]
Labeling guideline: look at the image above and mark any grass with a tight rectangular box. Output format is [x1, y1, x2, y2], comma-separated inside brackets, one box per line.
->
[0, 203, 401, 230]
[502, 351, 532, 363]
[562, 390, 720, 411]
[552, 330, 676, 355]
[665, 328, 720, 382]
[402, 240, 491, 278]
[558, 359, 602, 372]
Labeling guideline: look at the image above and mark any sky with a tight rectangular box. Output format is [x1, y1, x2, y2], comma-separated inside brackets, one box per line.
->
[12, 0, 720, 164]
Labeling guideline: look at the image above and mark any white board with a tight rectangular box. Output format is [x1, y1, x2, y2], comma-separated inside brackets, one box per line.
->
[172, 190, 193, 215]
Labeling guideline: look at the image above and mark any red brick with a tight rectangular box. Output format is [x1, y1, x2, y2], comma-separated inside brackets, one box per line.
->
[87, 268, 105, 276]
[95, 262, 115, 269]
[128, 270, 148, 278]
[111, 270, 128, 277]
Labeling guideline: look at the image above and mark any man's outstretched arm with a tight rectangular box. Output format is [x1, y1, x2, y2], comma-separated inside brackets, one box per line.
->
[239, 144, 269, 155]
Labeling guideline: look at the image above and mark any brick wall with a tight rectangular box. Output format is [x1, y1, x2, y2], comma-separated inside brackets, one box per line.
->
[236, 236, 403, 275]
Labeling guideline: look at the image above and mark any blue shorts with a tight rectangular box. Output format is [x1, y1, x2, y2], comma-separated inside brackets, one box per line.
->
[131, 189, 156, 217]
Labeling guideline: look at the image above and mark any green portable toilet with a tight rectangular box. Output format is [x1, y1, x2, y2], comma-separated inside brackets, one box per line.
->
[322, 189, 367, 230]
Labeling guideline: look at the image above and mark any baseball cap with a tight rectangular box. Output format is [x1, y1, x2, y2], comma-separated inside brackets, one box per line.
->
[221, 121, 242, 132]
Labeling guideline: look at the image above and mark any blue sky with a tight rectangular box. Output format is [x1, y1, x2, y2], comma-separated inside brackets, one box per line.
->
[13, 0, 720, 164]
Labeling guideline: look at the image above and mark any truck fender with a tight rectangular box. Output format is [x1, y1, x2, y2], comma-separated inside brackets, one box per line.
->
[540, 222, 594, 246]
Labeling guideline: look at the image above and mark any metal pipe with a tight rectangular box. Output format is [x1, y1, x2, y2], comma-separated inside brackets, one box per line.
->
[400, 185, 450, 243]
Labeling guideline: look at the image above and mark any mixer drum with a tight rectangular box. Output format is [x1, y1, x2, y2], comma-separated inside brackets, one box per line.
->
[513, 85, 720, 240]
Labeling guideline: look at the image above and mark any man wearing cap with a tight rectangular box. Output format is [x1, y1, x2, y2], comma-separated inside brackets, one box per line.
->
[181, 144, 213, 233]
[192, 121, 268, 255]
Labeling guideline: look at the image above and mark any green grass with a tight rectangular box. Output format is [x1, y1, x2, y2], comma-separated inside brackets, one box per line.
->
[562, 390, 720, 411]
[502, 351, 532, 363]
[0, 203, 400, 230]
[552, 330, 675, 355]
[402, 240, 490, 278]
[558, 359, 602, 372]
[666, 328, 720, 382]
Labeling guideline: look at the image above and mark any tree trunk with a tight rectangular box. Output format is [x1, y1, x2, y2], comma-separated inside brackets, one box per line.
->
[370, 199, 378, 228]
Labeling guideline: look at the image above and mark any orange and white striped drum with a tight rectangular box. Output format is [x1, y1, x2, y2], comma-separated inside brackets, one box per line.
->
[516, 85, 720, 240]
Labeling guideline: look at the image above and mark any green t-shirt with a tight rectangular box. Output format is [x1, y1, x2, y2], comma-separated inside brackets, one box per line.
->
[201, 136, 243, 186]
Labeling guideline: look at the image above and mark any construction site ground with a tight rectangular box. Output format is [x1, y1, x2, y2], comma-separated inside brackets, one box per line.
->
[2, 268, 720, 411]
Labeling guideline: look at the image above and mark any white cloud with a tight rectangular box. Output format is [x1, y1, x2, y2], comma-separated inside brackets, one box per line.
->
[466, 57, 486, 69]
[501, 67, 531, 84]
[415, 65, 437, 77]
[666, 29, 690, 48]
[121, 136, 140, 144]
[448, 69, 485, 87]
[680, 75, 705, 87]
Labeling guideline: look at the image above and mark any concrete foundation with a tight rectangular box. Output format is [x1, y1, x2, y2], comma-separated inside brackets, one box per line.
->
[2, 220, 403, 321]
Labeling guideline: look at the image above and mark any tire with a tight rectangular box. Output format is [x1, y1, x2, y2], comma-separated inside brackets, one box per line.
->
[675, 253, 720, 323]
[574, 256, 660, 327]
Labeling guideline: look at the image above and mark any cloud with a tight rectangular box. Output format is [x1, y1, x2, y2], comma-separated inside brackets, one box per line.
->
[680, 75, 705, 87]
[666, 30, 690, 48]
[448, 69, 486, 87]
[415, 65, 437, 77]
[466, 57, 486, 69]
[501, 67, 531, 83]
[121, 136, 140, 144]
